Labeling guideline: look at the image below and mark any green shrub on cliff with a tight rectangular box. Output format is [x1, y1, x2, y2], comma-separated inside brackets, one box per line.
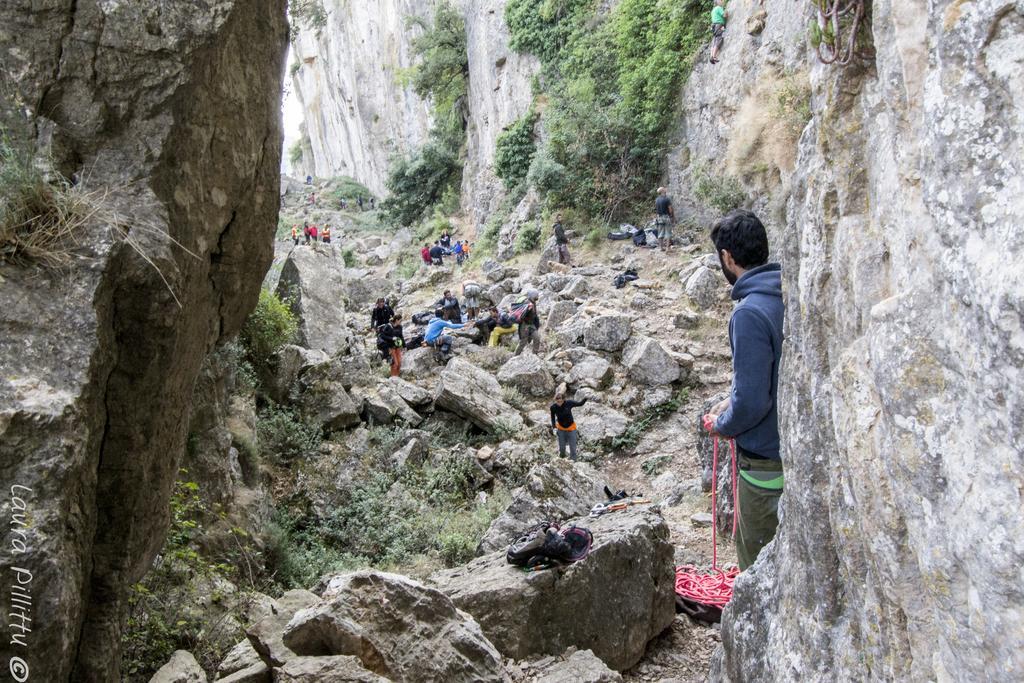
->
[383, 2, 468, 227]
[505, 0, 706, 219]
[495, 111, 539, 189]
[240, 289, 297, 375]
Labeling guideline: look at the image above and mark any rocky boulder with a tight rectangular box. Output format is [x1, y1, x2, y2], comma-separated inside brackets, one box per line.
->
[432, 508, 675, 671]
[575, 403, 630, 450]
[684, 266, 721, 309]
[351, 384, 422, 426]
[551, 347, 614, 390]
[478, 460, 607, 553]
[297, 362, 361, 430]
[399, 346, 439, 379]
[246, 590, 322, 668]
[621, 336, 680, 386]
[554, 312, 590, 347]
[512, 649, 623, 683]
[545, 300, 578, 330]
[150, 650, 207, 683]
[0, 1, 288, 677]
[273, 656, 385, 682]
[584, 315, 633, 352]
[386, 376, 434, 408]
[435, 358, 525, 433]
[268, 345, 328, 403]
[277, 246, 355, 356]
[498, 353, 556, 398]
[282, 571, 506, 682]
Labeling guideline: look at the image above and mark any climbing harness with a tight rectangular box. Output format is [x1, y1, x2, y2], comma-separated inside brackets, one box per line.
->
[675, 423, 741, 618]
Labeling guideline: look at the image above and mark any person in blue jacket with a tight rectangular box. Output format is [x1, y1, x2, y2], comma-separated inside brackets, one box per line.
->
[705, 209, 785, 570]
[424, 309, 474, 361]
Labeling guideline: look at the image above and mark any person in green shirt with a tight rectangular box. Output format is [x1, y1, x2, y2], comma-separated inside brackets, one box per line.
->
[710, 0, 727, 64]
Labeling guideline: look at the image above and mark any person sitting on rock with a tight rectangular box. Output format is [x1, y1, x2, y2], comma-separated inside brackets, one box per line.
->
[424, 308, 473, 362]
[377, 314, 405, 377]
[370, 297, 394, 331]
[370, 197, 376, 210]
[436, 289, 462, 323]
[305, 174, 313, 185]
[357, 195, 364, 211]
[488, 308, 518, 347]
[462, 280, 482, 319]
[439, 230, 453, 253]
[550, 390, 589, 461]
[429, 242, 445, 266]
[421, 244, 432, 265]
[472, 307, 500, 345]
[515, 290, 542, 356]
[710, 0, 727, 64]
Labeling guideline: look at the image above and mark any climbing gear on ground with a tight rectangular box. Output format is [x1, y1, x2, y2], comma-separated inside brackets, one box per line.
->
[613, 268, 640, 289]
[506, 522, 593, 569]
[675, 422, 741, 623]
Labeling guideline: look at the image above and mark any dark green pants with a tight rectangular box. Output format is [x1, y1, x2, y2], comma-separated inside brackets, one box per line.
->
[736, 452, 784, 570]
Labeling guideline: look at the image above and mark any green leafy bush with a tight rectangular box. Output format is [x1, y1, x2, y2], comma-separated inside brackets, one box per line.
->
[341, 248, 357, 267]
[611, 387, 689, 452]
[495, 111, 539, 189]
[515, 221, 543, 253]
[257, 403, 322, 462]
[290, 0, 328, 34]
[506, 0, 707, 220]
[326, 176, 373, 206]
[122, 476, 260, 680]
[240, 289, 297, 373]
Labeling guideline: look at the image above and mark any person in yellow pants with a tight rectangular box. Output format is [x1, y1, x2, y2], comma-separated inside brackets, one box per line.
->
[488, 309, 517, 347]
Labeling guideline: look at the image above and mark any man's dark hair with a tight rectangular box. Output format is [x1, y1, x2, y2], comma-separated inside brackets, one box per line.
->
[710, 210, 769, 268]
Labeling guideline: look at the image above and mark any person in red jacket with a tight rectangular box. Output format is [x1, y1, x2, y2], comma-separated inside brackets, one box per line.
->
[420, 244, 432, 265]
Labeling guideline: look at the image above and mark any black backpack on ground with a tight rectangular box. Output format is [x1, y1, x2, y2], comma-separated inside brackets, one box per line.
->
[632, 229, 648, 246]
[506, 522, 593, 568]
[406, 333, 425, 349]
[411, 311, 433, 326]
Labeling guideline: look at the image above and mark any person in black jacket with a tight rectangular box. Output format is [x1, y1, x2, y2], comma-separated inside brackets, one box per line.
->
[436, 290, 462, 323]
[377, 314, 406, 377]
[550, 391, 589, 461]
[370, 298, 394, 331]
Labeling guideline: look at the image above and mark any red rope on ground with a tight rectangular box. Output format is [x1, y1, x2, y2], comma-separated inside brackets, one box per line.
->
[675, 565, 741, 609]
[675, 428, 740, 609]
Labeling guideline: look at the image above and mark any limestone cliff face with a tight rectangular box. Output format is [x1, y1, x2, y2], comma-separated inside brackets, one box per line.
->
[0, 1, 287, 680]
[290, 0, 437, 196]
[461, 0, 538, 229]
[291, 0, 536, 223]
[694, 0, 1024, 679]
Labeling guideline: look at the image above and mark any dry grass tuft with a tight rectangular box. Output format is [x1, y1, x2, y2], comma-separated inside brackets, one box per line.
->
[1, 134, 199, 306]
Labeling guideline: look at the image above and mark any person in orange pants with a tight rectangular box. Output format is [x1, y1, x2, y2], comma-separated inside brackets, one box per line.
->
[377, 314, 405, 377]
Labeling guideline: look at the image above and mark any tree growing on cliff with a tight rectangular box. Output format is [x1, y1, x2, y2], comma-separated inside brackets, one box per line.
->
[383, 2, 468, 227]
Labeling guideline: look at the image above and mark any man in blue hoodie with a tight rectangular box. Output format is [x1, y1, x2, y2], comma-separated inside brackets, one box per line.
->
[424, 308, 473, 361]
[706, 210, 785, 570]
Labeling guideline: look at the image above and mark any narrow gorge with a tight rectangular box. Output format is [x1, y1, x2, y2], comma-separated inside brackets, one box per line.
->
[1, 0, 1021, 681]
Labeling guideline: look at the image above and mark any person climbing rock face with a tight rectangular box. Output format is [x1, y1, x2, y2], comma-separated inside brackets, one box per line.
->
[654, 187, 675, 251]
[550, 391, 589, 461]
[378, 314, 405, 377]
[710, 0, 727, 64]
[554, 213, 571, 265]
[705, 209, 784, 570]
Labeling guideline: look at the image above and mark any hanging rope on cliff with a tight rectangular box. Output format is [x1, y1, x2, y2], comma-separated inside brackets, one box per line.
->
[675, 422, 741, 619]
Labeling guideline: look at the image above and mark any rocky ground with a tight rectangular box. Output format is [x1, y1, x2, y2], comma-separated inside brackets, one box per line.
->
[151, 178, 741, 682]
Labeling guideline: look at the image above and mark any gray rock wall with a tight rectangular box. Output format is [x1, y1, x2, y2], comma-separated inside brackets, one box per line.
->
[708, 0, 1024, 680]
[290, 0, 437, 195]
[0, 1, 287, 679]
[461, 0, 539, 230]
